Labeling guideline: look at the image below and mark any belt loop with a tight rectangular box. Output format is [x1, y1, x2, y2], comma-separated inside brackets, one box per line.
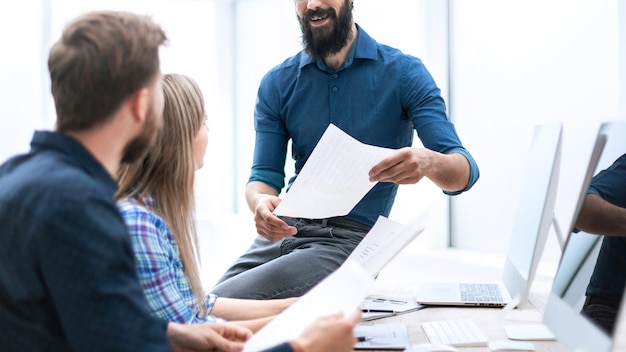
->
[321, 218, 328, 227]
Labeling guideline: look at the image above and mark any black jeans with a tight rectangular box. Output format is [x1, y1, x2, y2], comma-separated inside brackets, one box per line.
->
[581, 294, 622, 335]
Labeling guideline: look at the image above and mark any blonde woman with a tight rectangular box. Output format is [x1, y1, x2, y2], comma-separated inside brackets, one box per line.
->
[115, 73, 294, 330]
[115, 73, 359, 352]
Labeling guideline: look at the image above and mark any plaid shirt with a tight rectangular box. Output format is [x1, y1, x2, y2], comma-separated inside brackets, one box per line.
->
[118, 195, 222, 324]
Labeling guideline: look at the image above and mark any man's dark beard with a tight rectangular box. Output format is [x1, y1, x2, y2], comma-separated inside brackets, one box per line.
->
[299, 0, 353, 60]
[121, 105, 160, 164]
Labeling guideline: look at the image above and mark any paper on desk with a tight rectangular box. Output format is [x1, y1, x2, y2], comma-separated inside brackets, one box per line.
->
[347, 214, 426, 277]
[360, 298, 424, 314]
[242, 259, 374, 352]
[273, 124, 395, 219]
[354, 322, 411, 350]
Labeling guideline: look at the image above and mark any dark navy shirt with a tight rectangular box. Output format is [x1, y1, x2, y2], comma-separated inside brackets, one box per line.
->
[0, 131, 170, 351]
[586, 153, 626, 298]
[267, 342, 295, 352]
[249, 25, 479, 227]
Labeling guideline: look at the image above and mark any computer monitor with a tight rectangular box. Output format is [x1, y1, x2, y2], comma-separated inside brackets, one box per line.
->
[543, 120, 626, 351]
[502, 121, 562, 309]
[417, 122, 563, 310]
[416, 122, 563, 311]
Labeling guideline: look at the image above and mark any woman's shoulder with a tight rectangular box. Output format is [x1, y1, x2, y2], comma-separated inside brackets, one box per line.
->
[117, 197, 167, 230]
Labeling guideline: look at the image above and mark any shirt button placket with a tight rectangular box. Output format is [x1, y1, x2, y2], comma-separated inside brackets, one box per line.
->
[329, 73, 340, 124]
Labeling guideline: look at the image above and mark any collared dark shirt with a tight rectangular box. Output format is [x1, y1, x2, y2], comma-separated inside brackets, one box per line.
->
[249, 25, 479, 227]
[586, 153, 626, 299]
[0, 131, 169, 351]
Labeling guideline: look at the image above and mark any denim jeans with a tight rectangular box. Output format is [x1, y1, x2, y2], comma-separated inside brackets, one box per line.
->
[211, 217, 369, 299]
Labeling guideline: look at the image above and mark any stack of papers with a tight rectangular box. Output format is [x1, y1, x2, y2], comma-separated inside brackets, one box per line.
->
[360, 298, 425, 321]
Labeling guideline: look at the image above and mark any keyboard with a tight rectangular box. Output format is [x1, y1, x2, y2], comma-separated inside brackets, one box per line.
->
[459, 283, 504, 302]
[421, 319, 489, 347]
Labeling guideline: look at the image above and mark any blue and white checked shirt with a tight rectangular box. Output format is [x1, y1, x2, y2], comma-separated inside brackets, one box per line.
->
[118, 195, 222, 324]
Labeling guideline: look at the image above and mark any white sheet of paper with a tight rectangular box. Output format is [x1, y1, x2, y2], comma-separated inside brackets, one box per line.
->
[346, 214, 426, 277]
[273, 124, 395, 219]
[242, 260, 374, 352]
[354, 322, 411, 350]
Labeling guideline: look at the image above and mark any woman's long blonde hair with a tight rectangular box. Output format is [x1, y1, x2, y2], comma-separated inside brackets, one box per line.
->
[116, 73, 207, 317]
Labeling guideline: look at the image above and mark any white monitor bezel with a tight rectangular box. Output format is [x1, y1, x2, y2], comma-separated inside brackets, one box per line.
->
[501, 121, 562, 309]
[543, 121, 626, 351]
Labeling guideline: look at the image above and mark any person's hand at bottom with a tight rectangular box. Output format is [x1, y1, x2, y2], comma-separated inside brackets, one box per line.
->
[167, 321, 253, 352]
[289, 309, 362, 352]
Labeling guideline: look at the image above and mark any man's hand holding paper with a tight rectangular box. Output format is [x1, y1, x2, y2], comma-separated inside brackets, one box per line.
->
[273, 124, 395, 219]
[247, 183, 298, 241]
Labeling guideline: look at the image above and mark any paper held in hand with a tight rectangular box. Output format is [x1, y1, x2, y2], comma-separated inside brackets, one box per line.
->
[273, 123, 395, 219]
[347, 214, 426, 277]
[242, 260, 374, 352]
[243, 214, 426, 352]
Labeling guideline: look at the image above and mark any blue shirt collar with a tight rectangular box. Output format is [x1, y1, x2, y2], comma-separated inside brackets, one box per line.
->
[30, 130, 118, 192]
[298, 24, 378, 72]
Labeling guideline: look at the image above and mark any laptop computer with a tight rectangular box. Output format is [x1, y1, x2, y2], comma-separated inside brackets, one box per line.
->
[415, 122, 563, 308]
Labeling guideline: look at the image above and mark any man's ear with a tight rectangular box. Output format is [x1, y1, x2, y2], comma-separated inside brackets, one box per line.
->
[130, 87, 150, 124]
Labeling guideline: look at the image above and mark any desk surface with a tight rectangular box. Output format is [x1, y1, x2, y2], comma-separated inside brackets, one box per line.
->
[358, 248, 567, 351]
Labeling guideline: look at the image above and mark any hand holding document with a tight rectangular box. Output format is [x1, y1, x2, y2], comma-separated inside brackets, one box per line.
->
[273, 124, 395, 219]
[242, 260, 374, 352]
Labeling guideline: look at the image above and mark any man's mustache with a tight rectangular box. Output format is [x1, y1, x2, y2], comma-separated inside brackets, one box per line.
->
[303, 7, 336, 22]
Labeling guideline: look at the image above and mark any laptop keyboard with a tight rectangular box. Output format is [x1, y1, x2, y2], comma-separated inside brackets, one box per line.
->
[460, 283, 503, 302]
[421, 318, 489, 347]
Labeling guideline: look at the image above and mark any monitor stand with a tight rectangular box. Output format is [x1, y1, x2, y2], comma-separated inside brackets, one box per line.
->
[501, 217, 561, 341]
[504, 324, 556, 341]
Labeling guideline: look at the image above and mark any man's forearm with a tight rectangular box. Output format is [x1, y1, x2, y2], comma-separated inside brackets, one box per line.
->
[576, 194, 626, 237]
[245, 181, 279, 213]
[426, 152, 470, 193]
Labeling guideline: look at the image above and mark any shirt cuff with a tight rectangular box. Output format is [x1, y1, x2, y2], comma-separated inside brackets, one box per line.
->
[442, 147, 480, 196]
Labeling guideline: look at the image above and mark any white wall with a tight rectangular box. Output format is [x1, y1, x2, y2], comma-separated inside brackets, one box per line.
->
[0, 2, 49, 164]
[449, 0, 622, 265]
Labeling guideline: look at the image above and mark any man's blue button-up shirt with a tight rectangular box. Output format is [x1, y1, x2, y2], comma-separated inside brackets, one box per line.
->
[250, 25, 479, 227]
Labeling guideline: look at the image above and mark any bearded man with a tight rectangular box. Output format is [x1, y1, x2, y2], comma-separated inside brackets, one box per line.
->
[212, 0, 480, 299]
[0, 11, 253, 351]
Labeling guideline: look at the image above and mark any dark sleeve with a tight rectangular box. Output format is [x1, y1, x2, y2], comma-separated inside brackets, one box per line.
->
[37, 195, 170, 352]
[588, 153, 626, 208]
[263, 342, 295, 352]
